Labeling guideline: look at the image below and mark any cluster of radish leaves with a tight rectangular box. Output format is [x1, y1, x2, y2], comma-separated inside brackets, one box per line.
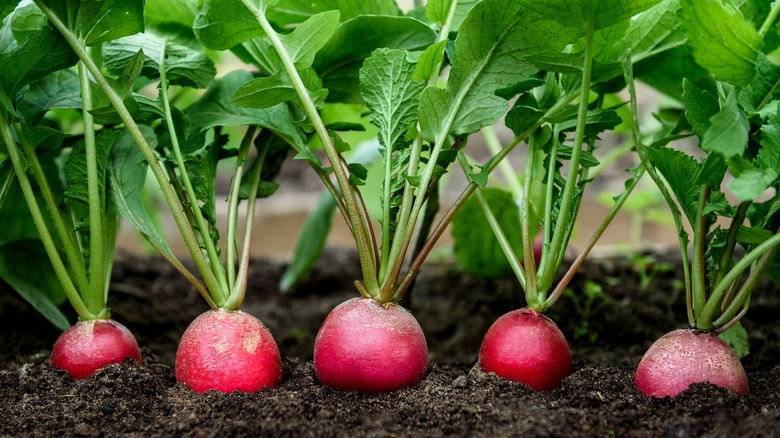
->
[627, 0, 780, 397]
[0, 0, 146, 329]
[0, 0, 295, 389]
[451, 0, 696, 310]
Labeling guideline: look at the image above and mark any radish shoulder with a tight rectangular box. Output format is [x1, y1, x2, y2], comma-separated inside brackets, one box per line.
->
[479, 308, 571, 391]
[50, 319, 141, 379]
[175, 310, 282, 393]
[635, 328, 749, 397]
[314, 297, 428, 393]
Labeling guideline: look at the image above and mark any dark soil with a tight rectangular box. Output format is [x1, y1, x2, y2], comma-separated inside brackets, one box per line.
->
[2, 247, 780, 437]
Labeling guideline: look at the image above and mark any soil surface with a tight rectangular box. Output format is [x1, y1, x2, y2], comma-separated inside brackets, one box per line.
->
[2, 247, 780, 437]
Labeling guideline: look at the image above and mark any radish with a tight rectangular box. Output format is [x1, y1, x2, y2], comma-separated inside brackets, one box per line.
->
[635, 329, 749, 397]
[314, 298, 428, 393]
[479, 308, 571, 391]
[50, 320, 141, 379]
[176, 310, 282, 393]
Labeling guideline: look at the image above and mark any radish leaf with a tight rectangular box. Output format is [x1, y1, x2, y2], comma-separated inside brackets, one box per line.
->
[679, 0, 761, 86]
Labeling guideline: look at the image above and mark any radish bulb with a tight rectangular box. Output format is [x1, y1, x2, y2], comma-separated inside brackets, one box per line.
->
[479, 308, 571, 391]
[50, 319, 141, 379]
[635, 328, 749, 397]
[175, 309, 282, 393]
[313, 298, 428, 393]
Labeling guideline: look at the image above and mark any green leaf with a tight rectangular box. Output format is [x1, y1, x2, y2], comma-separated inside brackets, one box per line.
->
[729, 168, 778, 202]
[186, 70, 306, 148]
[10, 2, 47, 44]
[682, 78, 719, 139]
[267, 0, 400, 26]
[718, 322, 749, 358]
[1, 2, 15, 24]
[556, 108, 624, 139]
[361, 48, 425, 154]
[758, 105, 780, 170]
[0, 178, 43, 245]
[412, 40, 448, 82]
[425, 0, 480, 31]
[82, 0, 145, 46]
[750, 54, 780, 113]
[107, 126, 176, 259]
[17, 69, 82, 125]
[41, 0, 146, 46]
[102, 32, 217, 89]
[633, 45, 714, 101]
[312, 15, 436, 103]
[648, 146, 702, 224]
[679, 0, 761, 86]
[702, 91, 749, 159]
[0, 23, 78, 95]
[736, 225, 774, 245]
[451, 187, 524, 278]
[280, 10, 340, 68]
[63, 129, 121, 206]
[183, 133, 226, 232]
[517, 0, 664, 31]
[279, 190, 335, 292]
[231, 67, 325, 109]
[347, 162, 368, 186]
[194, 0, 264, 50]
[505, 94, 544, 137]
[591, 0, 684, 64]
[145, 0, 198, 27]
[0, 240, 70, 331]
[419, 0, 578, 142]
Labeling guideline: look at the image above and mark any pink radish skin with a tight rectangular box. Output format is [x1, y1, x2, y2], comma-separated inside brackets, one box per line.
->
[314, 297, 428, 393]
[175, 309, 282, 393]
[50, 319, 141, 379]
[479, 308, 571, 391]
[635, 328, 749, 397]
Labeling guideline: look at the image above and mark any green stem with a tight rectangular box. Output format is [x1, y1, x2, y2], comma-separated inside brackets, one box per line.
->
[538, 124, 561, 288]
[521, 133, 538, 295]
[713, 202, 749, 287]
[159, 48, 229, 304]
[539, 16, 595, 293]
[14, 124, 90, 296]
[34, 0, 221, 299]
[706, 232, 780, 328]
[482, 126, 523, 203]
[546, 167, 644, 308]
[691, 184, 710, 321]
[225, 127, 257, 292]
[382, 134, 423, 288]
[381, 6, 458, 296]
[466, 155, 529, 295]
[78, 61, 106, 315]
[0, 112, 95, 320]
[0, 171, 13, 210]
[240, 0, 379, 295]
[224, 133, 268, 311]
[625, 57, 695, 325]
[759, 1, 780, 37]
[391, 93, 578, 301]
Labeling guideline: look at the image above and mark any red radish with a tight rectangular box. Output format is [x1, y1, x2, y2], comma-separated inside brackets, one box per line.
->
[50, 319, 141, 379]
[314, 298, 428, 393]
[175, 309, 282, 393]
[479, 308, 571, 391]
[635, 328, 749, 397]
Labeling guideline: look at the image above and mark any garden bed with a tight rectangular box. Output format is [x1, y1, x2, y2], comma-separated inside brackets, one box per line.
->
[2, 248, 780, 437]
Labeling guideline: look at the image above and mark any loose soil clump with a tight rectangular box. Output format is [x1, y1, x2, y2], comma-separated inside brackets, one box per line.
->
[2, 248, 780, 437]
